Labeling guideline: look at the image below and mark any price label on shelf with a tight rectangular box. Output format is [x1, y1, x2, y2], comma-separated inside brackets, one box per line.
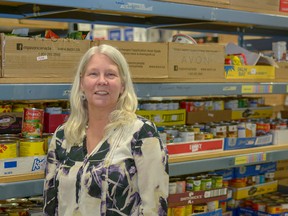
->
[242, 85, 273, 94]
[234, 152, 267, 165]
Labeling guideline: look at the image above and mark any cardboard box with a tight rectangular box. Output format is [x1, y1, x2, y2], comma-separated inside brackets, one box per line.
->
[209, 168, 234, 181]
[167, 138, 224, 155]
[275, 62, 288, 81]
[168, 188, 227, 207]
[159, 0, 230, 6]
[231, 106, 273, 120]
[224, 65, 275, 79]
[238, 207, 287, 216]
[44, 113, 69, 133]
[94, 40, 168, 79]
[233, 162, 277, 178]
[168, 43, 225, 80]
[186, 110, 232, 124]
[271, 129, 288, 145]
[224, 134, 273, 150]
[192, 209, 223, 216]
[0, 155, 46, 176]
[0, 112, 22, 134]
[136, 109, 186, 126]
[230, 0, 280, 14]
[280, 0, 288, 12]
[232, 180, 278, 200]
[0, 34, 90, 78]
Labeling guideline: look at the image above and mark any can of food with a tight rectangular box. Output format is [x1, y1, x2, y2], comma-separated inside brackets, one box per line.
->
[226, 123, 238, 138]
[211, 175, 223, 189]
[4, 207, 29, 216]
[12, 102, 36, 113]
[172, 206, 186, 216]
[201, 177, 212, 190]
[179, 128, 194, 142]
[42, 133, 54, 153]
[186, 177, 195, 191]
[204, 132, 213, 140]
[193, 204, 207, 213]
[22, 108, 44, 138]
[207, 201, 219, 212]
[0, 104, 12, 113]
[0, 139, 18, 159]
[19, 138, 45, 157]
[256, 121, 270, 136]
[193, 177, 201, 191]
[185, 205, 193, 215]
[176, 180, 186, 193]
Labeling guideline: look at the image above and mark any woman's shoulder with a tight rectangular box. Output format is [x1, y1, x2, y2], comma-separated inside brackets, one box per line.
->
[53, 124, 65, 139]
[135, 115, 159, 135]
[136, 115, 155, 126]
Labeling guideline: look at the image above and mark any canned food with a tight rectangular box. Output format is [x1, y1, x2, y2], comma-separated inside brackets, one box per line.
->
[0, 139, 18, 159]
[0, 104, 12, 113]
[193, 204, 207, 213]
[179, 128, 194, 142]
[19, 138, 45, 157]
[211, 175, 223, 189]
[200, 177, 212, 190]
[171, 206, 186, 216]
[42, 133, 54, 153]
[22, 108, 44, 138]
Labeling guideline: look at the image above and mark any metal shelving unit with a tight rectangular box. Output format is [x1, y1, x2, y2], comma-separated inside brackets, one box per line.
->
[0, 82, 287, 100]
[0, 0, 288, 199]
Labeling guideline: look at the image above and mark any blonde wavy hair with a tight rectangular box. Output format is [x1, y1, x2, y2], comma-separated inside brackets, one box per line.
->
[64, 44, 138, 146]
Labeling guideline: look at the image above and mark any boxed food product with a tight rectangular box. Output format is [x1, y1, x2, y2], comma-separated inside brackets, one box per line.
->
[231, 106, 273, 120]
[224, 134, 273, 150]
[44, 113, 69, 133]
[233, 162, 277, 178]
[136, 109, 186, 126]
[232, 180, 278, 200]
[0, 112, 22, 134]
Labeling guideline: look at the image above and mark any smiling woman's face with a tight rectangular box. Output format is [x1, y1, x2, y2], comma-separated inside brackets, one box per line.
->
[81, 53, 124, 112]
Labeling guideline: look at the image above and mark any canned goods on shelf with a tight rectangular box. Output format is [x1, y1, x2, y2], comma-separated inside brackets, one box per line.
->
[19, 138, 45, 157]
[0, 139, 19, 159]
[22, 108, 44, 138]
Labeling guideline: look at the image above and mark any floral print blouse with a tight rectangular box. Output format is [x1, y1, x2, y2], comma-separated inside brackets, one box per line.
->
[43, 116, 169, 216]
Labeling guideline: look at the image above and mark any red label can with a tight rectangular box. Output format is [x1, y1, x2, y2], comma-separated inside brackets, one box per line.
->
[22, 108, 44, 138]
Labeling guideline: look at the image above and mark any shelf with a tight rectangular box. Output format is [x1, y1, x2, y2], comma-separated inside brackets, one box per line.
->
[0, 0, 288, 36]
[1, 145, 287, 199]
[0, 82, 287, 100]
[169, 145, 288, 176]
[0, 179, 44, 200]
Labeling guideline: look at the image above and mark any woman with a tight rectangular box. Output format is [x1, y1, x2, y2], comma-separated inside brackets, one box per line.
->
[43, 44, 169, 215]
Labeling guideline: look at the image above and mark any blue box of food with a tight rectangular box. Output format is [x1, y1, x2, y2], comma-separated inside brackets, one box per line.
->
[238, 207, 287, 216]
[233, 162, 277, 178]
[224, 134, 273, 150]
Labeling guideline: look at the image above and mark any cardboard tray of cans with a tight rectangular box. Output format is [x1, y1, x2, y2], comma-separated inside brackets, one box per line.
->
[167, 138, 224, 155]
[0, 156, 46, 177]
[231, 180, 278, 200]
[168, 188, 228, 208]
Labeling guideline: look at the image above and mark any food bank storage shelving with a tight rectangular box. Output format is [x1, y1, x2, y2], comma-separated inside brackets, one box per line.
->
[1, 0, 288, 200]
